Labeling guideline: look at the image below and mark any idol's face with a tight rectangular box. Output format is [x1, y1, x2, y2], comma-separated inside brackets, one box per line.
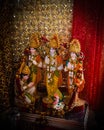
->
[50, 48, 56, 55]
[30, 48, 37, 55]
[23, 75, 29, 80]
[70, 52, 77, 60]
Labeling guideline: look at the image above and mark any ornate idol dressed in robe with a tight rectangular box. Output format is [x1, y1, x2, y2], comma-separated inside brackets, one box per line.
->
[64, 39, 85, 108]
[15, 33, 42, 106]
[43, 34, 64, 107]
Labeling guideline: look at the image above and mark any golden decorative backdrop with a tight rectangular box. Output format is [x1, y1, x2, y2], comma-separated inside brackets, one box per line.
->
[12, 0, 73, 62]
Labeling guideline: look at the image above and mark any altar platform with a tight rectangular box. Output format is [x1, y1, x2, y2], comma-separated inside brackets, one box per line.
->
[14, 100, 88, 130]
[0, 99, 89, 130]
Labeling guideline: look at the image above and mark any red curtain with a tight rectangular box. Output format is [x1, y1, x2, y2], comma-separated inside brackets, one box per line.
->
[72, 0, 104, 111]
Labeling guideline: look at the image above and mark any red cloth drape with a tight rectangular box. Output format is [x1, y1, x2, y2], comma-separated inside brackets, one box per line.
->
[72, 0, 104, 111]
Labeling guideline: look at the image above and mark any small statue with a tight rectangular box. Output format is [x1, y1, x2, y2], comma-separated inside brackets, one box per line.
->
[43, 34, 64, 107]
[53, 93, 65, 111]
[15, 33, 43, 106]
[64, 39, 85, 108]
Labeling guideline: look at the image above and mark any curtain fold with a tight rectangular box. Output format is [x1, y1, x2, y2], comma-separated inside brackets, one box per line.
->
[72, 0, 104, 111]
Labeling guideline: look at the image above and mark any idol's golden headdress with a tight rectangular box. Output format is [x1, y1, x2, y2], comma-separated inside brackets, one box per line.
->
[49, 34, 60, 48]
[29, 33, 40, 48]
[69, 39, 81, 53]
[22, 65, 30, 75]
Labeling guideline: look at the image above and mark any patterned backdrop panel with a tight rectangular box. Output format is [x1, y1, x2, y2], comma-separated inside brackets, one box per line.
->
[11, 0, 73, 62]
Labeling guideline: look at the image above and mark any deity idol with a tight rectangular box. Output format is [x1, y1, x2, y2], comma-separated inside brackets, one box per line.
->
[43, 34, 64, 108]
[15, 33, 42, 106]
[64, 39, 85, 108]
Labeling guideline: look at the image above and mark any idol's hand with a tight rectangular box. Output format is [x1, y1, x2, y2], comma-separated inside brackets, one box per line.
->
[33, 60, 37, 65]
